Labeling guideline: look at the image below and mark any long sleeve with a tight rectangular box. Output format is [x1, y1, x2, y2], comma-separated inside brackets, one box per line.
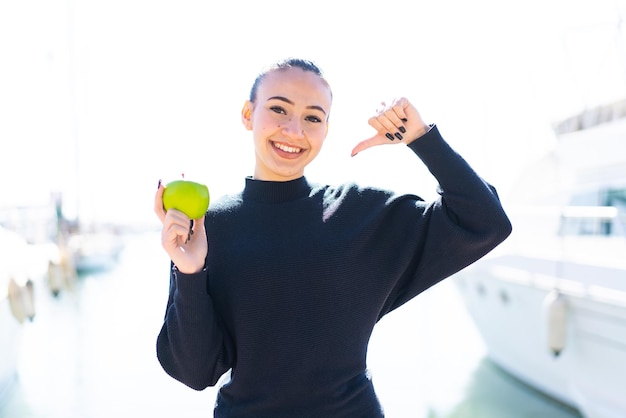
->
[156, 264, 233, 390]
[380, 125, 512, 315]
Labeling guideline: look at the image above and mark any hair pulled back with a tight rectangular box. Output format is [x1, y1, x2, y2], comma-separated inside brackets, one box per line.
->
[248, 58, 332, 103]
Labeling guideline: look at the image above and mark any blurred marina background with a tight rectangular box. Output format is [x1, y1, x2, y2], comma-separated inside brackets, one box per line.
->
[1, 0, 625, 417]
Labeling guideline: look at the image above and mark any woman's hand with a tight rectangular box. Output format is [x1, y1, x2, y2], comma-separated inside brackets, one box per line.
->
[351, 97, 430, 157]
[155, 181, 208, 274]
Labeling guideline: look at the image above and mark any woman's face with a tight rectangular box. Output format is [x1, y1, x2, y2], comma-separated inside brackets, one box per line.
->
[242, 67, 332, 182]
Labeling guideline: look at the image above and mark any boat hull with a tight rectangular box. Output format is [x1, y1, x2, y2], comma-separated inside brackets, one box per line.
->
[0, 297, 21, 404]
[456, 253, 626, 418]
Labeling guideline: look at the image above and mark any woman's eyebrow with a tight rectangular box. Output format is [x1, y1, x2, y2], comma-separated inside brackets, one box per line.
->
[267, 96, 327, 115]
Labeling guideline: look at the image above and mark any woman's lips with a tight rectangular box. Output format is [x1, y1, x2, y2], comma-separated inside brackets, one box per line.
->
[271, 141, 304, 158]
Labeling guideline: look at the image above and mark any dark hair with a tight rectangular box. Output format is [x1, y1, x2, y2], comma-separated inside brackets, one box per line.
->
[248, 58, 332, 103]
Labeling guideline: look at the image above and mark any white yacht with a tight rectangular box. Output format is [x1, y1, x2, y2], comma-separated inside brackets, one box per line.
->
[0, 226, 38, 402]
[455, 100, 626, 418]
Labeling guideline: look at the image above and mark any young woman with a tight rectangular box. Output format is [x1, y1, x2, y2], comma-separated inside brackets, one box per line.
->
[154, 58, 512, 417]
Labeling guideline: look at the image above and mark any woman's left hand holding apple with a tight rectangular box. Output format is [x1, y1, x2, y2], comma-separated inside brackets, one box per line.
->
[155, 182, 208, 274]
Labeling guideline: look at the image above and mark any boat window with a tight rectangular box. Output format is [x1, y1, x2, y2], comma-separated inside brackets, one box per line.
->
[608, 189, 626, 236]
[561, 188, 626, 237]
[605, 188, 626, 207]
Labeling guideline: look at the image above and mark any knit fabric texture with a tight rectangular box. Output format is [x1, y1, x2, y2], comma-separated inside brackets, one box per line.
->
[156, 126, 512, 417]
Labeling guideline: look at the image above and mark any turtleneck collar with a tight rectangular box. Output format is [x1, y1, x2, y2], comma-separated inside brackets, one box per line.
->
[242, 176, 313, 204]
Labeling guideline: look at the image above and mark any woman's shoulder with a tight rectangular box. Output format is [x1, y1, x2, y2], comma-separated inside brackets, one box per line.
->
[207, 192, 244, 215]
[310, 180, 398, 207]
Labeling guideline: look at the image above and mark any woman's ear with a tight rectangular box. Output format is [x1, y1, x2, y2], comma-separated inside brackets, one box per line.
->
[241, 101, 253, 131]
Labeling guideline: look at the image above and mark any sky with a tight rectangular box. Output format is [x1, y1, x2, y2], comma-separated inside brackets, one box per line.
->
[1, 0, 625, 228]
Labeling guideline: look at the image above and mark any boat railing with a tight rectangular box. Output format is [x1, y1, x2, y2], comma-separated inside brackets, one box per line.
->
[558, 205, 625, 237]
[505, 205, 626, 238]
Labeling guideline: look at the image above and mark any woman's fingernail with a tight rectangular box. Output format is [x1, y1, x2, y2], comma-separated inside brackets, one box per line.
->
[394, 132, 403, 140]
[401, 118, 408, 122]
[399, 126, 406, 133]
[157, 179, 162, 189]
[385, 133, 395, 141]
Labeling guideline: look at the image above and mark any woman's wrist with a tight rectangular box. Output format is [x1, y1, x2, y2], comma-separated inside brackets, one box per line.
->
[173, 263, 206, 275]
[404, 123, 433, 145]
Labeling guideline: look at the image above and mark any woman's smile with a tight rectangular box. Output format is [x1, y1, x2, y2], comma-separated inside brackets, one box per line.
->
[271, 140, 305, 159]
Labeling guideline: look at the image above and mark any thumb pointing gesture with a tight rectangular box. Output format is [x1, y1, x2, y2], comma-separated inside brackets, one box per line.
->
[351, 97, 429, 157]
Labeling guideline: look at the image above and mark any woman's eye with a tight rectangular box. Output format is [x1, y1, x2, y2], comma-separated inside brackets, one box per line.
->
[306, 115, 322, 123]
[270, 106, 286, 115]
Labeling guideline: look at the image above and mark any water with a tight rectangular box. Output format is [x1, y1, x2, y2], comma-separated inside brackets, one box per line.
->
[0, 232, 583, 418]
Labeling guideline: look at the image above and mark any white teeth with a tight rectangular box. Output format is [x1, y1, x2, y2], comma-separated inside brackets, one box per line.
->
[274, 142, 302, 153]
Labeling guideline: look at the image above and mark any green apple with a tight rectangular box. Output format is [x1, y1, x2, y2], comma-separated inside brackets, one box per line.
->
[162, 180, 210, 219]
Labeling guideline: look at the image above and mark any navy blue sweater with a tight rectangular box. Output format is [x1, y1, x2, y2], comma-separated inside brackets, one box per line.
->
[156, 126, 512, 417]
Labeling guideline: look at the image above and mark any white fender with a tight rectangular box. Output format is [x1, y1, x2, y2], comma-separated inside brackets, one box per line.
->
[7, 278, 35, 324]
[543, 289, 569, 357]
[46, 245, 77, 297]
[47, 260, 65, 297]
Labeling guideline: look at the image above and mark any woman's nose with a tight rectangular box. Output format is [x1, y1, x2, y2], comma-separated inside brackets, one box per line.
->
[282, 118, 304, 139]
